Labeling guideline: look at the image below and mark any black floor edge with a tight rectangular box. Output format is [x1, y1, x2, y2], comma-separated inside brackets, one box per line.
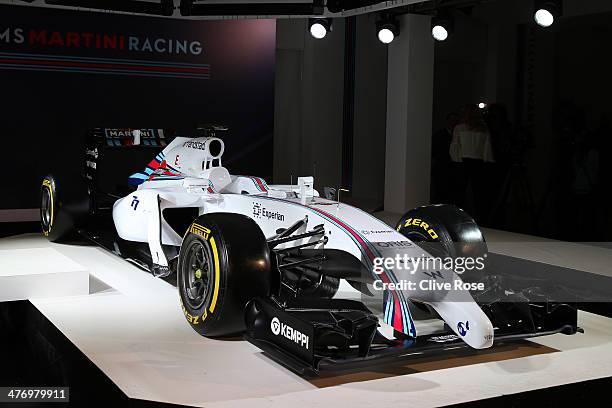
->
[442, 376, 612, 408]
[0, 300, 193, 408]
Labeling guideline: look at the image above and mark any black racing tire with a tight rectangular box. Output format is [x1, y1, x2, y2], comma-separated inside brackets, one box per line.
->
[178, 213, 273, 337]
[396, 204, 488, 283]
[40, 174, 89, 242]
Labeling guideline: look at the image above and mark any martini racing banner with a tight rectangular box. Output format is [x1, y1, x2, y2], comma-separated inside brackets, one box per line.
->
[0, 11, 209, 79]
[0, 5, 276, 209]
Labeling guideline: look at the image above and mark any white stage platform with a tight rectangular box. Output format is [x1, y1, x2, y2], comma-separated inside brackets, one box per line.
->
[0, 247, 89, 301]
[1, 233, 612, 407]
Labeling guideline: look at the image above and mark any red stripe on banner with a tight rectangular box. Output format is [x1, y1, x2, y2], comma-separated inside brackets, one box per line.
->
[0, 58, 210, 74]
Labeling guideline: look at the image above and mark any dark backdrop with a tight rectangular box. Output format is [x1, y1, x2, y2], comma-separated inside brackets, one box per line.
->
[430, 3, 612, 241]
[0, 5, 276, 209]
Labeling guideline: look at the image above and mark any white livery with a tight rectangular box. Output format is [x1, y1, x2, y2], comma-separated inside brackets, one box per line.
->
[112, 135, 495, 350]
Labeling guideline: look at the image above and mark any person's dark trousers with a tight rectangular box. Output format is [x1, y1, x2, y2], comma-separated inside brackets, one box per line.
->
[462, 158, 489, 223]
[490, 162, 510, 224]
[432, 161, 454, 204]
[450, 162, 467, 208]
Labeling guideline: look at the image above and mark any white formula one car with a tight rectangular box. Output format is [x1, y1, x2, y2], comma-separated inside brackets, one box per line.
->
[40, 127, 578, 375]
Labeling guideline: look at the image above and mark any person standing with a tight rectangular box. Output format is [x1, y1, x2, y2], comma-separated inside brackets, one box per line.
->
[450, 104, 495, 222]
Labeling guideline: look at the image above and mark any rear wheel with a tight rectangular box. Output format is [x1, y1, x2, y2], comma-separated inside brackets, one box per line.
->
[178, 213, 273, 337]
[40, 174, 88, 242]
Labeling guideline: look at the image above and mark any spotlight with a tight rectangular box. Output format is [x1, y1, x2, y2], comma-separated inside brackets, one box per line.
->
[534, 9, 554, 27]
[431, 12, 453, 42]
[376, 16, 400, 44]
[534, 0, 562, 28]
[309, 18, 331, 40]
[432, 25, 448, 41]
[478, 102, 487, 109]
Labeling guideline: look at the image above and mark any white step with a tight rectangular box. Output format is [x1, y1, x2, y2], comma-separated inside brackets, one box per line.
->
[0, 247, 89, 301]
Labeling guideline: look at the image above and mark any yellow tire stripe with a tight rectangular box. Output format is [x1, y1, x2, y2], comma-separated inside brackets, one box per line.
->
[209, 237, 221, 313]
[42, 180, 54, 233]
[48, 185, 54, 230]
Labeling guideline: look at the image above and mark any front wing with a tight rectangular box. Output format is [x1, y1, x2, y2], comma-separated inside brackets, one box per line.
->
[244, 296, 579, 376]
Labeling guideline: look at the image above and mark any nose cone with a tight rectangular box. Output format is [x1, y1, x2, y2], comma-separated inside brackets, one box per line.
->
[428, 300, 495, 350]
[458, 316, 494, 349]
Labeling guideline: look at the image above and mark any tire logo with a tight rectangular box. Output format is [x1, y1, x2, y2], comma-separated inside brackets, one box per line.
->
[271, 317, 281, 335]
[457, 321, 470, 337]
[189, 223, 211, 240]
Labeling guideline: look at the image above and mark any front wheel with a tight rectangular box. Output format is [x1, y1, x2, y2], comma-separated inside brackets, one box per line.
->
[178, 213, 273, 337]
[396, 204, 488, 283]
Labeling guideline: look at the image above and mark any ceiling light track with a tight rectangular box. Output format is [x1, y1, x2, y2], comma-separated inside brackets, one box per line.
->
[44, 0, 175, 16]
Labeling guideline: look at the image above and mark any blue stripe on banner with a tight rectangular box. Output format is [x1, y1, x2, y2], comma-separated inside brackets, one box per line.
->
[0, 65, 210, 80]
[0, 51, 211, 69]
[144, 168, 153, 175]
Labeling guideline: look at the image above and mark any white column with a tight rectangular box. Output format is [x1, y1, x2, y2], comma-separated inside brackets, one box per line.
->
[384, 14, 435, 214]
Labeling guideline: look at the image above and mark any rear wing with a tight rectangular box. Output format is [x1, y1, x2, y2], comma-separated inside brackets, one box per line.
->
[88, 128, 172, 148]
[84, 128, 177, 203]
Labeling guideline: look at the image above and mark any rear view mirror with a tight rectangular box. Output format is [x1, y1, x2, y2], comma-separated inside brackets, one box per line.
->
[323, 187, 337, 200]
